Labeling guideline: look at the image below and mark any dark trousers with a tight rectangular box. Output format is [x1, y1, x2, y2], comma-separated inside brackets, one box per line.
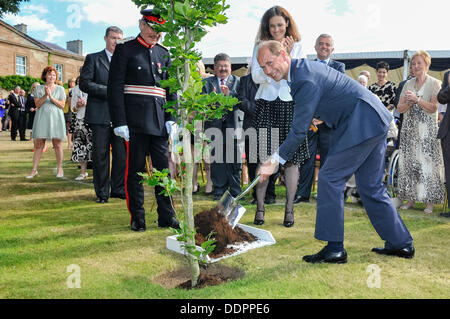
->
[210, 136, 242, 198]
[10, 110, 26, 140]
[441, 133, 450, 207]
[296, 124, 332, 199]
[90, 124, 126, 199]
[315, 133, 413, 249]
[126, 132, 175, 225]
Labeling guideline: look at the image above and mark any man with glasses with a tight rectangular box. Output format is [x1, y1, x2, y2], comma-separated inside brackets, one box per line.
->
[108, 9, 180, 232]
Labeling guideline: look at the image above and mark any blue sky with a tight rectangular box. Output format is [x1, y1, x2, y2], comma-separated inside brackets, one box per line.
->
[3, 0, 448, 58]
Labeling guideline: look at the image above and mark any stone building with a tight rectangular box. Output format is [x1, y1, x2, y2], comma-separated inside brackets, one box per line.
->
[0, 20, 85, 87]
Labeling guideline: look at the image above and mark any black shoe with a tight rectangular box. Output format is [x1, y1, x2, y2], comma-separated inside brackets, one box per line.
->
[283, 211, 295, 227]
[213, 194, 222, 201]
[110, 193, 126, 200]
[253, 210, 265, 226]
[293, 195, 309, 203]
[158, 217, 180, 229]
[20, 138, 29, 141]
[264, 197, 276, 204]
[303, 246, 348, 264]
[250, 199, 257, 205]
[371, 245, 415, 259]
[192, 183, 200, 194]
[96, 197, 108, 204]
[131, 220, 146, 232]
[440, 212, 450, 218]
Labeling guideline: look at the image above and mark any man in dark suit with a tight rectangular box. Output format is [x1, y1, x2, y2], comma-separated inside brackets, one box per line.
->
[8, 86, 27, 141]
[257, 41, 414, 263]
[294, 34, 346, 203]
[80, 26, 127, 204]
[203, 53, 243, 201]
[108, 9, 179, 232]
[437, 71, 450, 218]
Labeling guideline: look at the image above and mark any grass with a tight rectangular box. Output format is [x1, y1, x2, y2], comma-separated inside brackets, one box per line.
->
[0, 131, 449, 299]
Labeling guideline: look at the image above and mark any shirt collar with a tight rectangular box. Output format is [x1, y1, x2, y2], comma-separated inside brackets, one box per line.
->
[104, 49, 113, 61]
[316, 57, 330, 64]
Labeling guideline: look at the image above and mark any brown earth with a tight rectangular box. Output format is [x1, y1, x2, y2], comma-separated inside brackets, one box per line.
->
[194, 207, 257, 259]
[155, 208, 257, 289]
[152, 264, 245, 289]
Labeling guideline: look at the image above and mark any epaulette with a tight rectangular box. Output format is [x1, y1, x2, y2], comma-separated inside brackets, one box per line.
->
[116, 37, 134, 45]
[155, 43, 169, 51]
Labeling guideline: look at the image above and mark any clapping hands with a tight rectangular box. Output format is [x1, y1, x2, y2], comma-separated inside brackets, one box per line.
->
[281, 36, 294, 53]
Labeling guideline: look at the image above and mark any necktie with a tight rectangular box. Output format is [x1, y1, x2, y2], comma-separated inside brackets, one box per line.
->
[320, 60, 327, 65]
[220, 78, 225, 86]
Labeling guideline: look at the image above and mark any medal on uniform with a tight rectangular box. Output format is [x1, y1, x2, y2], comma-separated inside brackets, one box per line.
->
[157, 63, 162, 74]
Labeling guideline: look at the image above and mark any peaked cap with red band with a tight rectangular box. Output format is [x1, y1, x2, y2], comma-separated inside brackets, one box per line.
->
[140, 8, 167, 26]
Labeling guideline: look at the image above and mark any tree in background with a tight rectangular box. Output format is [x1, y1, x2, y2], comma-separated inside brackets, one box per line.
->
[132, 0, 237, 287]
[0, 0, 29, 17]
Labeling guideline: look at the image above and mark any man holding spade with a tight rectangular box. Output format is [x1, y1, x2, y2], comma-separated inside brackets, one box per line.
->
[256, 40, 414, 264]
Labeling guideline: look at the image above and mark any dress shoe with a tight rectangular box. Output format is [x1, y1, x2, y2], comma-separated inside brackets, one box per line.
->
[264, 197, 276, 204]
[253, 210, 265, 226]
[96, 197, 108, 204]
[283, 211, 295, 227]
[440, 212, 450, 218]
[26, 170, 38, 179]
[293, 195, 309, 203]
[20, 138, 30, 141]
[303, 246, 348, 264]
[371, 245, 415, 259]
[110, 192, 126, 200]
[192, 183, 200, 194]
[131, 220, 146, 232]
[158, 217, 180, 229]
[213, 194, 222, 201]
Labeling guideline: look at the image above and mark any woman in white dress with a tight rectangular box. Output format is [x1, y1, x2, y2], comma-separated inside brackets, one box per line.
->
[251, 6, 309, 227]
[397, 50, 444, 214]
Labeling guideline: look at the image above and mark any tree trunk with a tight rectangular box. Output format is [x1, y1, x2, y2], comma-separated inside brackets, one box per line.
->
[181, 111, 199, 288]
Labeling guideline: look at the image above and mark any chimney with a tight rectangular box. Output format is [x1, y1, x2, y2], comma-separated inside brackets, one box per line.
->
[66, 40, 83, 55]
[14, 24, 27, 34]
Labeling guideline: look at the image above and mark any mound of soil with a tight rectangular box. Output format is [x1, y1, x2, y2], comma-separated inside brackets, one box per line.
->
[152, 264, 245, 290]
[194, 208, 257, 259]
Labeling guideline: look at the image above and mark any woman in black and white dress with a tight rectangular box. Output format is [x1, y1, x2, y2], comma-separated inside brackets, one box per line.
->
[70, 77, 92, 180]
[251, 6, 309, 227]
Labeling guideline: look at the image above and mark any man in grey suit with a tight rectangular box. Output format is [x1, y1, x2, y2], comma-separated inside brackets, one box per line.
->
[294, 34, 346, 203]
[80, 26, 127, 203]
[203, 53, 243, 200]
[257, 40, 414, 264]
[437, 71, 450, 218]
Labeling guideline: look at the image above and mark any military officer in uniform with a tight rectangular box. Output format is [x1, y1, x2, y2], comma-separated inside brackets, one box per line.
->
[108, 9, 180, 232]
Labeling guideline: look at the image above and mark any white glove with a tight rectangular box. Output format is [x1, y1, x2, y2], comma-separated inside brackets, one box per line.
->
[165, 121, 177, 136]
[113, 125, 129, 141]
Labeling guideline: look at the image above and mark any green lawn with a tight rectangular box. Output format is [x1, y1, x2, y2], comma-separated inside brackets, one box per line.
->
[0, 132, 449, 299]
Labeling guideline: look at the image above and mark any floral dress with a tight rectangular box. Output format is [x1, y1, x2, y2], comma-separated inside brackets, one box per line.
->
[397, 75, 444, 203]
[369, 81, 397, 108]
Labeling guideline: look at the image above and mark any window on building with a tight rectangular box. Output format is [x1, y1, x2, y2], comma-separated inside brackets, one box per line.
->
[53, 63, 63, 82]
[16, 56, 27, 76]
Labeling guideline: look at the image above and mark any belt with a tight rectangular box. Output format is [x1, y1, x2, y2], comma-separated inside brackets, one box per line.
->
[124, 85, 166, 99]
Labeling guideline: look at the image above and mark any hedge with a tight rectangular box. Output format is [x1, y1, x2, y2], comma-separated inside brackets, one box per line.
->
[0, 75, 44, 92]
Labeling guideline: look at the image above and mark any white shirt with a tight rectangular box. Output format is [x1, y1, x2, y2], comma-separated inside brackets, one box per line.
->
[105, 49, 113, 62]
[251, 41, 306, 102]
[71, 85, 88, 119]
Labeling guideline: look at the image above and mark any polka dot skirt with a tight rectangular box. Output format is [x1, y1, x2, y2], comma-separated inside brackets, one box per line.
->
[251, 98, 309, 166]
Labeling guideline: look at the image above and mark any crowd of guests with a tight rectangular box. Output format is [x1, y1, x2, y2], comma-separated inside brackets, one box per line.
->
[1, 5, 449, 234]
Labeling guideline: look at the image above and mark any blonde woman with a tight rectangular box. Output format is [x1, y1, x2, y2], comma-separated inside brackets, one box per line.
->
[397, 51, 444, 214]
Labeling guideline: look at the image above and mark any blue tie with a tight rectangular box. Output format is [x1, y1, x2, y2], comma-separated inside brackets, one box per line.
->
[320, 60, 327, 65]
